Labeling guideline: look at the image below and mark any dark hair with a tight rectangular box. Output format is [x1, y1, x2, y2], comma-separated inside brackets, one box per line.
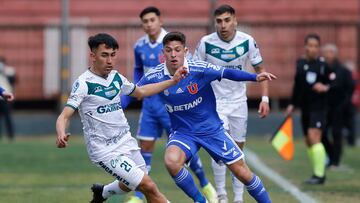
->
[88, 33, 119, 52]
[139, 6, 161, 19]
[214, 4, 235, 16]
[163, 31, 186, 46]
[304, 33, 321, 45]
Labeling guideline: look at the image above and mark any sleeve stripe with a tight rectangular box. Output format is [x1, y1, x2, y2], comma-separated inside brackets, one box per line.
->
[65, 104, 77, 110]
[252, 60, 263, 67]
[127, 84, 136, 96]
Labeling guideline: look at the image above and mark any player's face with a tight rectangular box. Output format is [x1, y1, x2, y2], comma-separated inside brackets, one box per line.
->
[163, 40, 188, 72]
[215, 12, 237, 41]
[322, 48, 336, 64]
[90, 44, 117, 77]
[305, 38, 320, 60]
[141, 12, 163, 39]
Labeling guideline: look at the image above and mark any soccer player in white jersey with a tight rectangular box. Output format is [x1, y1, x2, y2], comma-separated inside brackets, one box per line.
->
[55, 33, 187, 203]
[194, 5, 270, 203]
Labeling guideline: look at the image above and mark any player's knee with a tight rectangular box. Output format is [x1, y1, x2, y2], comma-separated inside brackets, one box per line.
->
[228, 160, 252, 183]
[138, 176, 158, 195]
[164, 154, 182, 175]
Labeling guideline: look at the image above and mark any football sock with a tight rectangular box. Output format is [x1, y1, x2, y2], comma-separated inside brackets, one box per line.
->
[102, 180, 127, 199]
[189, 154, 209, 187]
[311, 143, 326, 177]
[135, 151, 153, 199]
[173, 167, 206, 203]
[231, 172, 244, 202]
[211, 158, 227, 196]
[245, 174, 272, 203]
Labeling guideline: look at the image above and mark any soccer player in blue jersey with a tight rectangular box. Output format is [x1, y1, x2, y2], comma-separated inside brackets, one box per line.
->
[123, 7, 217, 203]
[139, 31, 275, 203]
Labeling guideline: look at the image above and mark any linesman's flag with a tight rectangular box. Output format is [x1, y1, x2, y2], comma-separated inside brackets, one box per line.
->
[271, 116, 294, 160]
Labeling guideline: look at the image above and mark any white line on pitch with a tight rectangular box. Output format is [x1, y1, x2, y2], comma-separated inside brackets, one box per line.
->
[245, 149, 319, 203]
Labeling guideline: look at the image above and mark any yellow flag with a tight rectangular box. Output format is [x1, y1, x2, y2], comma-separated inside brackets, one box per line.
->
[271, 116, 294, 160]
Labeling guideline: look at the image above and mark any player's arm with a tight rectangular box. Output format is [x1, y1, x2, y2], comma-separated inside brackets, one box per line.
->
[130, 66, 188, 100]
[254, 65, 270, 118]
[121, 47, 145, 108]
[56, 106, 74, 148]
[222, 68, 276, 82]
[0, 87, 14, 101]
[286, 62, 302, 115]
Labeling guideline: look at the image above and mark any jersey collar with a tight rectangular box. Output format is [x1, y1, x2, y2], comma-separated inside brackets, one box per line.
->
[145, 28, 167, 48]
[164, 58, 189, 78]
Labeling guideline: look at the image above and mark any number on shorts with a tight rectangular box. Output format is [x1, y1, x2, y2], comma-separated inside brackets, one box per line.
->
[120, 160, 132, 172]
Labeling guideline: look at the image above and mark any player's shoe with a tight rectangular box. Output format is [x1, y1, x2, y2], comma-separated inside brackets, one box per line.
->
[218, 194, 228, 203]
[304, 175, 326, 185]
[90, 183, 107, 203]
[124, 196, 144, 203]
[201, 183, 218, 203]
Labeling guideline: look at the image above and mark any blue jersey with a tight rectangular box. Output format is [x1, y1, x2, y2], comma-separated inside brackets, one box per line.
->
[133, 29, 167, 114]
[139, 59, 226, 135]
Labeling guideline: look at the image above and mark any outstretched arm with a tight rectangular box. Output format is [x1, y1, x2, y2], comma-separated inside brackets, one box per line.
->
[222, 68, 276, 82]
[0, 87, 14, 101]
[56, 106, 75, 148]
[130, 66, 188, 100]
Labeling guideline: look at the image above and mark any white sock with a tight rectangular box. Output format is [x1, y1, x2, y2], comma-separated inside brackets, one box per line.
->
[211, 159, 227, 196]
[102, 180, 127, 199]
[231, 172, 244, 202]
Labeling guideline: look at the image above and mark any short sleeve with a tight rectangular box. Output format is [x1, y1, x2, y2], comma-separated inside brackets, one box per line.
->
[119, 74, 136, 95]
[66, 80, 87, 110]
[248, 37, 263, 67]
[193, 39, 206, 61]
[204, 62, 225, 82]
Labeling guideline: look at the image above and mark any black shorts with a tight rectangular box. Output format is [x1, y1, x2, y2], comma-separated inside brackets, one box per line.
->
[301, 110, 326, 135]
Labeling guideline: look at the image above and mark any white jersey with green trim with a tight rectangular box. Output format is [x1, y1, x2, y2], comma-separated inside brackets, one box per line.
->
[66, 69, 138, 163]
[194, 31, 263, 103]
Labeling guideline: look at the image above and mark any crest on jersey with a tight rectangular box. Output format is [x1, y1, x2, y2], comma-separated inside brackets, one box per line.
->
[306, 72, 317, 84]
[187, 83, 198, 95]
[236, 46, 245, 56]
[113, 81, 120, 90]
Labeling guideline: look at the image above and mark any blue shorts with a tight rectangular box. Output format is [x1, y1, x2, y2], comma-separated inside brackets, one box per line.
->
[167, 129, 244, 165]
[136, 107, 171, 141]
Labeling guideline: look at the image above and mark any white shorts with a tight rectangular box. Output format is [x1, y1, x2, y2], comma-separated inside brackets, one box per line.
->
[217, 101, 248, 143]
[97, 148, 146, 190]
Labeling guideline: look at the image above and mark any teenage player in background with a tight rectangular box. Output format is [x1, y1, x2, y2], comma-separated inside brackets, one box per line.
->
[121, 6, 217, 203]
[286, 34, 334, 184]
[56, 33, 187, 203]
[140, 31, 274, 203]
[194, 5, 270, 203]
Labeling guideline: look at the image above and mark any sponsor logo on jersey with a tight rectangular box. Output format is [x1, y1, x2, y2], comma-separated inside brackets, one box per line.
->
[222, 147, 236, 156]
[187, 82, 198, 94]
[97, 102, 122, 114]
[165, 96, 203, 113]
[221, 54, 236, 60]
[164, 89, 169, 96]
[94, 86, 102, 93]
[105, 89, 117, 97]
[211, 48, 220, 54]
[222, 140, 227, 151]
[147, 72, 164, 80]
[113, 81, 120, 89]
[306, 72, 317, 84]
[176, 88, 184, 94]
[149, 53, 156, 59]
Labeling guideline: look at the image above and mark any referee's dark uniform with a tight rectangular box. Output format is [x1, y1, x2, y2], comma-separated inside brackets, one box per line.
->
[290, 57, 333, 134]
[322, 60, 355, 167]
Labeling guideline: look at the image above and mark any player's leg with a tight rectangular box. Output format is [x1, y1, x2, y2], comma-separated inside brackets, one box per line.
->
[128, 111, 162, 202]
[228, 102, 247, 203]
[163, 115, 217, 203]
[165, 134, 207, 203]
[211, 110, 229, 202]
[200, 131, 271, 203]
[305, 111, 326, 184]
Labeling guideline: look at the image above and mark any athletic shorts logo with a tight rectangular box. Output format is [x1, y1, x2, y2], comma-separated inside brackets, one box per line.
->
[187, 83, 198, 95]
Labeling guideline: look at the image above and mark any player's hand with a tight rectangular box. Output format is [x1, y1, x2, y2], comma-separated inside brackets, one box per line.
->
[312, 82, 329, 93]
[56, 133, 70, 148]
[258, 102, 270, 118]
[285, 104, 294, 116]
[172, 66, 188, 83]
[2, 91, 14, 101]
[256, 72, 277, 82]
